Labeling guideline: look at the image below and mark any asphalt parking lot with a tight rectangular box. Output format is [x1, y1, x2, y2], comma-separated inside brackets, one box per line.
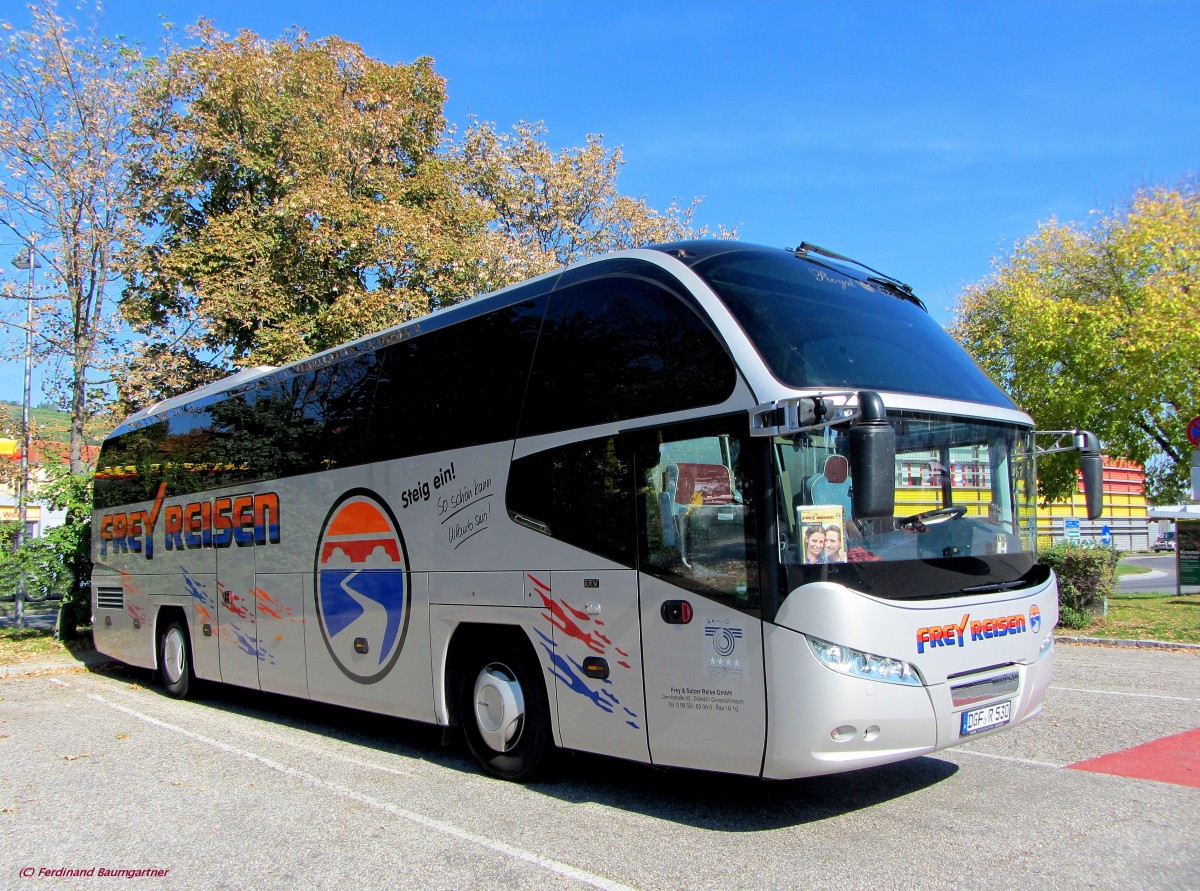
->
[2, 642, 1197, 890]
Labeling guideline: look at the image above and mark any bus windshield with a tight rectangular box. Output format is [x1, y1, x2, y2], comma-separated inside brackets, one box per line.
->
[686, 246, 1017, 409]
[775, 410, 1040, 599]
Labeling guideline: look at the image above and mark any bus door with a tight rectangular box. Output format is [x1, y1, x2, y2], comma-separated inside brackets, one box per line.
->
[635, 429, 767, 775]
[214, 494, 261, 690]
[544, 570, 649, 763]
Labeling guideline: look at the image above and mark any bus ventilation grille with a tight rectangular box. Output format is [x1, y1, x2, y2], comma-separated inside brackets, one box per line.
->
[95, 586, 124, 610]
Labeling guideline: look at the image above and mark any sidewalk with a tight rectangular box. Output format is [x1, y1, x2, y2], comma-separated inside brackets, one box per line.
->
[0, 610, 58, 631]
[0, 606, 118, 678]
[0, 646, 114, 679]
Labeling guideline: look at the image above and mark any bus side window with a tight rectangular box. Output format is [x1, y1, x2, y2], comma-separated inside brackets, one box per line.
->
[505, 435, 636, 567]
[518, 263, 736, 439]
[638, 428, 758, 609]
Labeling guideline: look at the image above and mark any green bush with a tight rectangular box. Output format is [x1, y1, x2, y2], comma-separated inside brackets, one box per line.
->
[0, 529, 76, 601]
[0, 469, 93, 638]
[1039, 542, 1122, 629]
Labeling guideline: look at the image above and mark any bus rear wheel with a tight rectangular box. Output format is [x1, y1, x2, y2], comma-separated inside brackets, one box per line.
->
[158, 619, 195, 699]
[459, 639, 550, 781]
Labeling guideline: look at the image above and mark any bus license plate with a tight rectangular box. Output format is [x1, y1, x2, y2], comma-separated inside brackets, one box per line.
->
[960, 700, 1012, 736]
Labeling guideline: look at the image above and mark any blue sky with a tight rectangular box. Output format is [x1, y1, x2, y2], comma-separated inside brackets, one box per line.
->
[1, 0, 1198, 404]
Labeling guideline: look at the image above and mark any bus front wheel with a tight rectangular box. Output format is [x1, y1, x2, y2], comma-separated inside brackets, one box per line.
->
[158, 618, 195, 699]
[459, 639, 550, 781]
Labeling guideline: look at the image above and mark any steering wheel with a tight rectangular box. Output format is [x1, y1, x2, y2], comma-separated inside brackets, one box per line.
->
[898, 505, 967, 530]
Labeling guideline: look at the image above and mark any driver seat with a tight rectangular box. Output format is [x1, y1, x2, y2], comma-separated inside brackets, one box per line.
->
[807, 455, 852, 517]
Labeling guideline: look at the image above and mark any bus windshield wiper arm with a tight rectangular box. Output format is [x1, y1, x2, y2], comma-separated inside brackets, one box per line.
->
[960, 580, 1027, 594]
[793, 242, 926, 310]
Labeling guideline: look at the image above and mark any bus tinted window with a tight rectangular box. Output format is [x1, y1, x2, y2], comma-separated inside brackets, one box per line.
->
[519, 265, 736, 437]
[506, 435, 636, 566]
[687, 247, 1016, 408]
[94, 421, 171, 509]
[368, 295, 548, 461]
[166, 390, 262, 488]
[254, 352, 378, 475]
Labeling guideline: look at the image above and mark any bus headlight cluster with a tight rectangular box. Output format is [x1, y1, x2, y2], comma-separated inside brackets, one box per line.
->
[806, 636, 923, 686]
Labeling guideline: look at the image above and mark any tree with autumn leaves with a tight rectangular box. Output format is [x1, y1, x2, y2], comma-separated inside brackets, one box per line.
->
[2, 4, 724, 420]
[120, 24, 726, 399]
[0, 2, 164, 474]
[3, 2, 1197, 504]
[953, 183, 1200, 503]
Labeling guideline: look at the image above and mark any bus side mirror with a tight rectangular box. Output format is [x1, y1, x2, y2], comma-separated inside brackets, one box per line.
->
[1077, 431, 1103, 521]
[848, 391, 895, 519]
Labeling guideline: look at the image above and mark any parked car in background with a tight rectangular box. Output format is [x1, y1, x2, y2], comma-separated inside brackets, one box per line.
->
[1152, 531, 1176, 552]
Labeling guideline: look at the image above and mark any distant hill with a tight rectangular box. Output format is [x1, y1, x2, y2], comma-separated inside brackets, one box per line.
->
[0, 401, 87, 444]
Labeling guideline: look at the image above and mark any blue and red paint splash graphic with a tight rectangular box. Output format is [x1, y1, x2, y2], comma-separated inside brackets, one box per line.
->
[530, 574, 639, 729]
[179, 567, 302, 667]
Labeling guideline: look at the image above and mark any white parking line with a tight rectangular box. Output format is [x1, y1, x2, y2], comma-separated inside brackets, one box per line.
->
[952, 749, 1066, 769]
[1051, 685, 1196, 703]
[84, 692, 636, 891]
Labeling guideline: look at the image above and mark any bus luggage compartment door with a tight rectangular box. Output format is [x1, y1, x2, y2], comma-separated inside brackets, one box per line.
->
[543, 570, 650, 764]
[215, 536, 260, 690]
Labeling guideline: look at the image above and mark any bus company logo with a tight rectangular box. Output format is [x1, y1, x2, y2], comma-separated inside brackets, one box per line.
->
[705, 624, 743, 658]
[314, 490, 410, 684]
[1029, 604, 1041, 634]
[704, 623, 744, 679]
[915, 611, 1029, 654]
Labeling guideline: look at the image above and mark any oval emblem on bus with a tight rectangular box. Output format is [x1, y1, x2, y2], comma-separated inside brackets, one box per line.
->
[314, 490, 410, 684]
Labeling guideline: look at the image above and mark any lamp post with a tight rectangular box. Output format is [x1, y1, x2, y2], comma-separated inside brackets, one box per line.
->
[10, 236, 38, 629]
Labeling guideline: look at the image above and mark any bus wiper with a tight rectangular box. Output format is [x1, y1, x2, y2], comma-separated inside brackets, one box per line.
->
[960, 580, 1027, 594]
[792, 242, 926, 310]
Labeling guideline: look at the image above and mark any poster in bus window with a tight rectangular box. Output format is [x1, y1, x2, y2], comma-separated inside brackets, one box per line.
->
[798, 505, 845, 563]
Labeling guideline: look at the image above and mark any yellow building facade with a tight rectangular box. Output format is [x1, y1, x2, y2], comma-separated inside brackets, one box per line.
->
[1035, 456, 1149, 550]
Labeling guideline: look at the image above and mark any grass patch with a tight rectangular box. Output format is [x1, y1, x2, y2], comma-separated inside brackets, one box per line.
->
[0, 625, 94, 666]
[1116, 563, 1153, 576]
[1072, 593, 1200, 644]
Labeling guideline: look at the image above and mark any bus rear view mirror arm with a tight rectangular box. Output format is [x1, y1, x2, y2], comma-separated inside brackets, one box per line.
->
[749, 389, 872, 437]
[1034, 429, 1104, 521]
[749, 390, 896, 520]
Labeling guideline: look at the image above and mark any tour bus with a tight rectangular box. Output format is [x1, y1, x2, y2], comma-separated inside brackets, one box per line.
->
[91, 240, 1103, 781]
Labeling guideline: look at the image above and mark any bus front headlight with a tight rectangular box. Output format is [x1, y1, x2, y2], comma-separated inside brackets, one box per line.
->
[806, 636, 924, 687]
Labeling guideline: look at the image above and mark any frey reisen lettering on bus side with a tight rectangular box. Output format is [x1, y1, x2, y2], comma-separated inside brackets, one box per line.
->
[98, 484, 281, 558]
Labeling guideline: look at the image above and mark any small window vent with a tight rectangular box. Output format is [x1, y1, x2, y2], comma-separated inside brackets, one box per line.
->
[95, 586, 124, 610]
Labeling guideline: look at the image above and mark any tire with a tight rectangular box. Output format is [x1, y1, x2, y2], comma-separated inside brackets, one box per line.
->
[459, 636, 551, 781]
[158, 618, 195, 699]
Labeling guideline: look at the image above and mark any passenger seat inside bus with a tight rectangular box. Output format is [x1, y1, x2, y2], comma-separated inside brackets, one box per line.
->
[662, 463, 745, 569]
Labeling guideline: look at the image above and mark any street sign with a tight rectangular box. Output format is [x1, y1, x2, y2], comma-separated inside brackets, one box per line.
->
[1099, 525, 1112, 547]
[1188, 416, 1200, 448]
[1064, 517, 1081, 540]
